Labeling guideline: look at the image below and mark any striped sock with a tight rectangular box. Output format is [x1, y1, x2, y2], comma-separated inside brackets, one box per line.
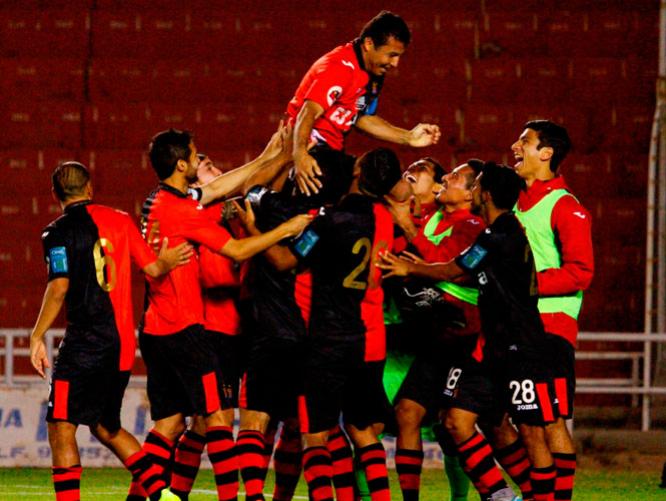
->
[126, 480, 147, 501]
[395, 448, 424, 501]
[124, 451, 168, 501]
[171, 430, 206, 499]
[303, 446, 334, 501]
[260, 429, 276, 482]
[357, 442, 390, 501]
[52, 464, 82, 501]
[207, 426, 239, 501]
[272, 427, 303, 501]
[237, 430, 266, 501]
[495, 439, 534, 500]
[552, 453, 576, 501]
[456, 431, 507, 496]
[531, 465, 556, 501]
[326, 425, 354, 501]
[127, 429, 175, 500]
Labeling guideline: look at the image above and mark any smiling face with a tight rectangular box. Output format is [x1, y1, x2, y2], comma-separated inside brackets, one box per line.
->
[511, 128, 553, 183]
[362, 36, 406, 76]
[403, 159, 439, 202]
[436, 164, 474, 209]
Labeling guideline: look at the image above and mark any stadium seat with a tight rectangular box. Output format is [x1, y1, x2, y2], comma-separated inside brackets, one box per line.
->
[86, 149, 156, 197]
[460, 105, 514, 149]
[561, 153, 615, 198]
[0, 8, 88, 58]
[624, 57, 658, 103]
[583, 11, 638, 57]
[139, 9, 192, 59]
[611, 153, 648, 197]
[591, 196, 646, 242]
[0, 58, 84, 102]
[89, 58, 151, 103]
[431, 11, 481, 58]
[479, 13, 542, 57]
[0, 286, 48, 327]
[593, 106, 653, 152]
[83, 103, 152, 149]
[570, 58, 628, 105]
[468, 57, 522, 103]
[0, 103, 82, 149]
[91, 11, 143, 57]
[393, 59, 468, 108]
[537, 12, 587, 57]
[519, 58, 571, 103]
[0, 241, 44, 286]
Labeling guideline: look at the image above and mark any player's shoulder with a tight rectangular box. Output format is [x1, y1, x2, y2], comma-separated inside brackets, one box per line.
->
[554, 190, 591, 222]
[315, 42, 359, 75]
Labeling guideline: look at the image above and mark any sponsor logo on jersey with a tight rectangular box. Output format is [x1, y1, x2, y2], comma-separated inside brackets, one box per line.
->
[48, 246, 68, 274]
[326, 85, 343, 107]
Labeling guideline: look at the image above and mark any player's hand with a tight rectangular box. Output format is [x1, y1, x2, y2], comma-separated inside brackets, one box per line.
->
[407, 123, 441, 148]
[282, 213, 314, 237]
[294, 150, 323, 196]
[159, 237, 194, 269]
[30, 338, 50, 379]
[377, 250, 412, 278]
[400, 250, 425, 265]
[233, 199, 257, 233]
[147, 221, 161, 253]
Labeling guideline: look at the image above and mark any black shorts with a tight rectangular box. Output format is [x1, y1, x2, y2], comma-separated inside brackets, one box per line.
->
[445, 358, 506, 427]
[47, 347, 130, 432]
[140, 324, 230, 421]
[241, 335, 304, 421]
[545, 333, 576, 419]
[446, 352, 558, 427]
[396, 337, 477, 422]
[299, 337, 383, 434]
[345, 360, 393, 428]
[206, 330, 246, 408]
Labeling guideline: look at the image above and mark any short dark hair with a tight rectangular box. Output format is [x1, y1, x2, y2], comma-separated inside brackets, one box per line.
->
[359, 11, 411, 47]
[358, 147, 402, 198]
[479, 161, 525, 210]
[421, 157, 445, 183]
[524, 120, 571, 173]
[52, 161, 90, 201]
[465, 158, 484, 188]
[149, 128, 193, 180]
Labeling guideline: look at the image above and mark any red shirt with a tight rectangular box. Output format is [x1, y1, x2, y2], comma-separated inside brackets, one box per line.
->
[517, 176, 594, 346]
[199, 203, 244, 336]
[286, 41, 375, 150]
[141, 184, 232, 336]
[411, 208, 486, 263]
[393, 199, 439, 254]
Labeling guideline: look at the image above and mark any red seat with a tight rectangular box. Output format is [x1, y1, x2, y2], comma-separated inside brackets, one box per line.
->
[89, 58, 151, 103]
[87, 149, 156, 197]
[0, 103, 81, 149]
[431, 11, 480, 58]
[461, 105, 514, 149]
[570, 58, 627, 105]
[538, 12, 587, 57]
[520, 58, 571, 103]
[0, 8, 88, 58]
[0, 58, 84, 102]
[562, 153, 615, 198]
[468, 57, 521, 103]
[0, 240, 44, 286]
[83, 103, 152, 149]
[91, 11, 143, 57]
[0, 286, 49, 327]
[480, 13, 542, 56]
[591, 196, 646, 242]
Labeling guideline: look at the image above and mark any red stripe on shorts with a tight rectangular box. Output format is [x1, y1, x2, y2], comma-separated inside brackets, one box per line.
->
[202, 372, 221, 414]
[536, 382, 554, 423]
[53, 380, 69, 420]
[554, 377, 569, 417]
[298, 395, 310, 433]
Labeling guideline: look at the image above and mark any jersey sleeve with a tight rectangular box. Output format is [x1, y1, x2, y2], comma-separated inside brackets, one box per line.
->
[303, 62, 354, 111]
[126, 216, 157, 270]
[412, 218, 484, 263]
[455, 230, 492, 273]
[290, 213, 332, 266]
[179, 202, 232, 251]
[538, 195, 595, 296]
[41, 225, 70, 281]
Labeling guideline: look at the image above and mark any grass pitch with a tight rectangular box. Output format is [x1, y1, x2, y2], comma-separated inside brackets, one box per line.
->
[0, 462, 662, 500]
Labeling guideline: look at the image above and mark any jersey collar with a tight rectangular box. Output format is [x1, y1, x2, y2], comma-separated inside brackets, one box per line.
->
[64, 200, 92, 213]
[159, 182, 190, 199]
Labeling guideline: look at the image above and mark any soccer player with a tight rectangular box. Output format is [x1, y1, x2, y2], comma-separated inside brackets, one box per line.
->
[379, 162, 556, 501]
[286, 148, 408, 501]
[287, 10, 441, 197]
[170, 154, 247, 500]
[29, 161, 192, 501]
[511, 120, 594, 501]
[386, 160, 485, 501]
[136, 129, 312, 501]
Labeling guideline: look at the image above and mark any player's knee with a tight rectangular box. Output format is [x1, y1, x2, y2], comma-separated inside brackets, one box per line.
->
[444, 413, 472, 442]
[518, 424, 546, 448]
[89, 423, 119, 445]
[395, 400, 425, 430]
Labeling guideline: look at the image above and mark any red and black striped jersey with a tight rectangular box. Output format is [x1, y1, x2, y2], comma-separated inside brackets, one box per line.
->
[41, 201, 156, 371]
[199, 202, 245, 336]
[286, 40, 383, 151]
[294, 194, 394, 361]
[140, 184, 231, 336]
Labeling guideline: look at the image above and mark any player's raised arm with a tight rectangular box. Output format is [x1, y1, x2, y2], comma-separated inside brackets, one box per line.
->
[30, 278, 68, 378]
[197, 123, 293, 206]
[293, 100, 325, 196]
[355, 114, 441, 147]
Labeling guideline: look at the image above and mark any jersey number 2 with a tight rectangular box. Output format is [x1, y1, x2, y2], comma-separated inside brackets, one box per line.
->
[343, 237, 371, 290]
[93, 238, 117, 292]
